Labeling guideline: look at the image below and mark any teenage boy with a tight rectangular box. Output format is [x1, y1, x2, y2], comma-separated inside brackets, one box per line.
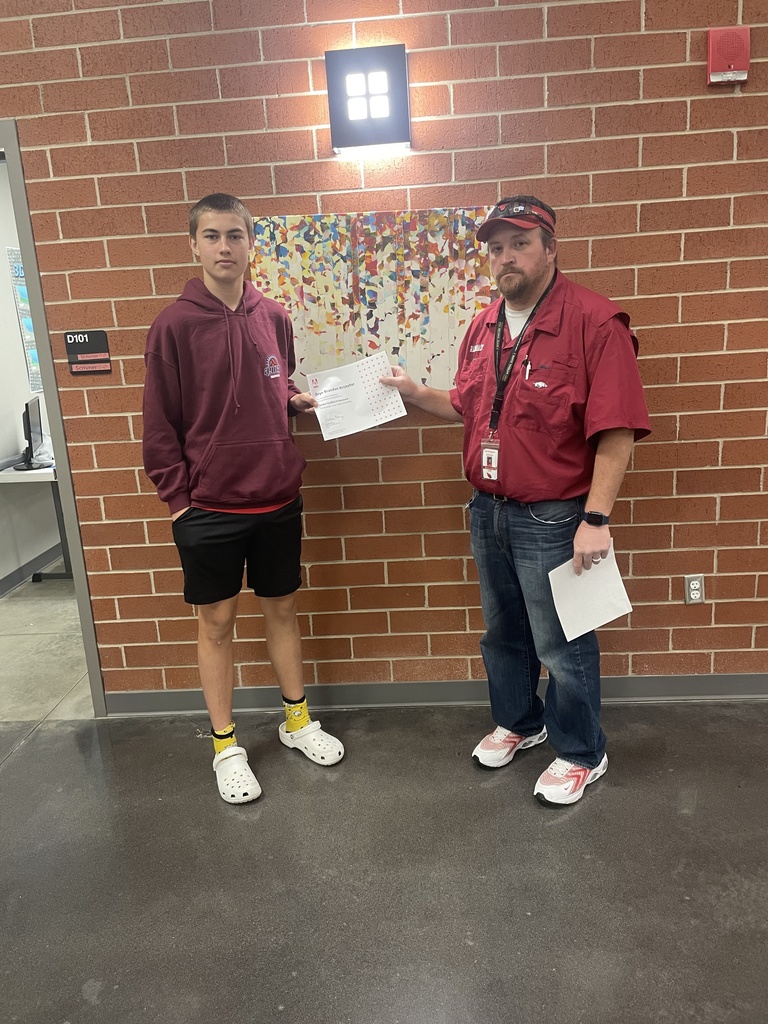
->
[143, 193, 344, 805]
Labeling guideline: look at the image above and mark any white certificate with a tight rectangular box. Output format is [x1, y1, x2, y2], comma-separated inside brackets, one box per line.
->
[548, 543, 632, 642]
[307, 352, 407, 441]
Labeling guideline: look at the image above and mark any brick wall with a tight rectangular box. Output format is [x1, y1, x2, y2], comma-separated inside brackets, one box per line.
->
[1, 0, 766, 694]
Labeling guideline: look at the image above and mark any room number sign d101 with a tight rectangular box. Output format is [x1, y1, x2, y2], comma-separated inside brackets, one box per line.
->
[65, 330, 112, 374]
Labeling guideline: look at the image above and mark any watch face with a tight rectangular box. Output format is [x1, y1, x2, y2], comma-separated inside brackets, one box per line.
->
[584, 511, 608, 526]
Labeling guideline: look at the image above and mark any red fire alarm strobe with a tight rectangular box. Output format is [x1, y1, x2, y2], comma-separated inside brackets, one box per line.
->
[708, 26, 750, 84]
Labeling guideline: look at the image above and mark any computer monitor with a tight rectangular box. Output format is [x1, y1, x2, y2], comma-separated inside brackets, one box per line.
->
[14, 396, 53, 471]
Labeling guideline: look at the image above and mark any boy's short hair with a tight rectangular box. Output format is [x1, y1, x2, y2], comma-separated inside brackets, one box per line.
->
[188, 193, 254, 241]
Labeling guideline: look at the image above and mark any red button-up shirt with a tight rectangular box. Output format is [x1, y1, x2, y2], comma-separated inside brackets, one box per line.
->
[449, 270, 651, 502]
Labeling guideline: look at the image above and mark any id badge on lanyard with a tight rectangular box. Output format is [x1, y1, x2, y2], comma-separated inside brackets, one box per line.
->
[481, 436, 500, 480]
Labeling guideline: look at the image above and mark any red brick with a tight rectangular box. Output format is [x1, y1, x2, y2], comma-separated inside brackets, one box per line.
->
[453, 79, 543, 118]
[96, 620, 159, 645]
[355, 14, 449, 50]
[410, 84, 451, 119]
[715, 601, 768, 626]
[682, 292, 768, 325]
[103, 669, 163, 693]
[452, 7, 542, 45]
[94, 439, 143, 468]
[138, 136, 225, 173]
[129, 69, 219, 106]
[721, 439, 768, 467]
[592, 232, 680, 268]
[414, 114, 501, 152]
[550, 70, 640, 108]
[1, 17, 32, 51]
[60, 206, 145, 241]
[41, 77, 128, 113]
[213, 0, 305, 30]
[408, 46, 497, 85]
[640, 198, 730, 233]
[646, 0, 738, 29]
[81, 39, 169, 78]
[349, 585, 425, 610]
[50, 143, 137, 178]
[219, 62, 311, 99]
[122, 1, 211, 37]
[596, 101, 688, 138]
[266, 93, 329, 131]
[316, 660, 392, 684]
[560, 203, 639, 241]
[1, 47, 79, 86]
[306, 509, 383, 537]
[499, 38, 591, 77]
[594, 31, 687, 68]
[385, 506, 465, 534]
[642, 64, 712, 101]
[21, 149, 50, 181]
[690, 96, 768, 132]
[724, 380, 768, 409]
[107, 234, 189, 269]
[678, 410, 766, 441]
[177, 101, 267, 138]
[727, 321, 768, 350]
[684, 352, 765, 385]
[32, 9, 118, 46]
[676, 467, 762, 496]
[550, 139, 640, 178]
[639, 323, 723, 356]
[262, 23, 353, 61]
[0, 84, 41, 117]
[645, 383, 720, 416]
[642, 131, 734, 167]
[393, 657, 470, 682]
[730, 260, 768, 290]
[17, 113, 87, 147]
[1, 0, 68, 12]
[125, 641, 195, 667]
[64, 415, 132, 445]
[638, 262, 727, 295]
[69, 269, 150, 301]
[685, 227, 768, 261]
[37, 239, 107, 273]
[672, 626, 753, 651]
[593, 168, 683, 205]
[73, 468, 139, 496]
[184, 166, 274, 200]
[99, 172, 185, 206]
[548, 0, 638, 37]
[734, 194, 768, 226]
[364, 152, 452, 190]
[40, 272, 68, 301]
[721, 493, 768, 521]
[170, 30, 260, 70]
[737, 130, 768, 161]
[272, 159, 358, 195]
[502, 108, 592, 148]
[714, 651, 768, 674]
[688, 161, 768, 198]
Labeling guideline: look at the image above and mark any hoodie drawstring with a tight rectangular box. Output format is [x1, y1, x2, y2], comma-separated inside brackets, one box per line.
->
[223, 305, 241, 414]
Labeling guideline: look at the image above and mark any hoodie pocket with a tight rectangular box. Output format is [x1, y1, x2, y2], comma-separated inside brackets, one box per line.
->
[193, 438, 306, 506]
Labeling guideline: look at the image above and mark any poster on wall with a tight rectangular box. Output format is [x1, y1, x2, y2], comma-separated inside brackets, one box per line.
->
[5, 246, 42, 393]
[250, 209, 493, 392]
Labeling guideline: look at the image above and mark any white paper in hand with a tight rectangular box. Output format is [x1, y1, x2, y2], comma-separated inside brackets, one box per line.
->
[548, 543, 632, 642]
[307, 351, 406, 441]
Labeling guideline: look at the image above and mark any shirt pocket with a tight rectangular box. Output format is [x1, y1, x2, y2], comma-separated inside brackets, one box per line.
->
[510, 353, 579, 435]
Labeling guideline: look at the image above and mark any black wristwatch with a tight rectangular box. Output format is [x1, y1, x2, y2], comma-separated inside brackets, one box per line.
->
[582, 510, 610, 526]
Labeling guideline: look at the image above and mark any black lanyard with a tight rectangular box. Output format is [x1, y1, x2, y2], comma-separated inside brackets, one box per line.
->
[488, 272, 557, 433]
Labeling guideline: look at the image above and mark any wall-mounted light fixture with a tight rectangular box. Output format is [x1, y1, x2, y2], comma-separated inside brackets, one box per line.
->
[324, 43, 411, 154]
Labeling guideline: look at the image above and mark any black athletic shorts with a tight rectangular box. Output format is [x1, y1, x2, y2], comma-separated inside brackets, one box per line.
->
[171, 496, 303, 605]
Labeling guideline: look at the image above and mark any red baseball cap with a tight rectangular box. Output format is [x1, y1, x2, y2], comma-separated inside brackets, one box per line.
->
[476, 196, 557, 242]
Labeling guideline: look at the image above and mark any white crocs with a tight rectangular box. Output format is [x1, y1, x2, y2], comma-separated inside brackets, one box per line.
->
[278, 720, 344, 765]
[212, 745, 262, 804]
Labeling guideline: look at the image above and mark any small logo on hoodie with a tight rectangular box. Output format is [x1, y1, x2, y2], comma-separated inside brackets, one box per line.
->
[264, 355, 281, 379]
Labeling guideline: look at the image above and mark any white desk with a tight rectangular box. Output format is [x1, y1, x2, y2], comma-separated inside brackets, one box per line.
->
[0, 464, 73, 581]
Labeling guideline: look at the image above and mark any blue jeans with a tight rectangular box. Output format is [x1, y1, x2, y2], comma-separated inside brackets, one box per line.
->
[468, 490, 606, 769]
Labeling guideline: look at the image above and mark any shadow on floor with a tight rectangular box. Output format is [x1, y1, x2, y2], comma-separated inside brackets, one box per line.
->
[1, 702, 766, 1024]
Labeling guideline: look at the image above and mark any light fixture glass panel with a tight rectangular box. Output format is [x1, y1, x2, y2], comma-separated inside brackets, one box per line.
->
[368, 70, 388, 95]
[345, 73, 366, 97]
[347, 96, 368, 120]
[369, 95, 390, 119]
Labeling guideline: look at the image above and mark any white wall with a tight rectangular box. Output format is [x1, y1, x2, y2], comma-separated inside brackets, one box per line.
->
[0, 153, 59, 585]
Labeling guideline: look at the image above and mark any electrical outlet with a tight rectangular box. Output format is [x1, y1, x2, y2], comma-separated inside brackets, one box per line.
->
[684, 574, 705, 605]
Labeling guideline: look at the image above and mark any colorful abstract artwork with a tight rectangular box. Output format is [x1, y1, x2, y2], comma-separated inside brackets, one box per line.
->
[250, 209, 493, 391]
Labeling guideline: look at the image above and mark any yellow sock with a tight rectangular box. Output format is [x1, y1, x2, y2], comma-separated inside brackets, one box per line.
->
[283, 697, 311, 733]
[211, 722, 237, 755]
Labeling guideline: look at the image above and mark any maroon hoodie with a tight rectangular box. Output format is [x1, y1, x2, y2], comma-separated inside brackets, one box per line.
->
[142, 278, 304, 514]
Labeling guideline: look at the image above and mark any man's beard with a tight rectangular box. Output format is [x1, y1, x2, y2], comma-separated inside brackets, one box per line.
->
[497, 266, 550, 307]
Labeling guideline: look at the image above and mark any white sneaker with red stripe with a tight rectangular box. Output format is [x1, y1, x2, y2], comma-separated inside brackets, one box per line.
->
[472, 725, 547, 769]
[534, 754, 608, 806]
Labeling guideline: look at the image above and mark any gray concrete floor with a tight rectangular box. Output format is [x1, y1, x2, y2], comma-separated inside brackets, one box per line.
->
[2, 700, 767, 1024]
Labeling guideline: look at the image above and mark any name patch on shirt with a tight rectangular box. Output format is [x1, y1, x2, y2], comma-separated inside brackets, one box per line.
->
[264, 355, 281, 378]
